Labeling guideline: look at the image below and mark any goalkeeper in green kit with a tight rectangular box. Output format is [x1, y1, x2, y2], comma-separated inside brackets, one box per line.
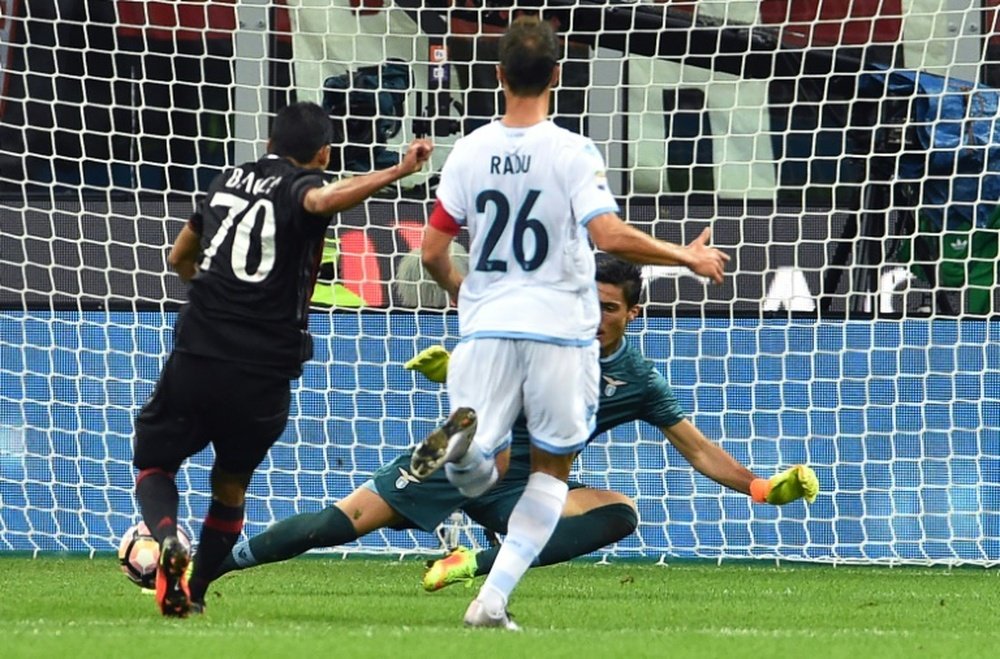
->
[211, 254, 819, 588]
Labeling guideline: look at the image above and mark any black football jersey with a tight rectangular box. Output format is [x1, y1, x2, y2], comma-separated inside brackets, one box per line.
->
[172, 154, 329, 378]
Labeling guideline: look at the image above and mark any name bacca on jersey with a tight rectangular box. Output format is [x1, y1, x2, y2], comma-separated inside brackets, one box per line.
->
[222, 168, 284, 197]
[173, 155, 328, 378]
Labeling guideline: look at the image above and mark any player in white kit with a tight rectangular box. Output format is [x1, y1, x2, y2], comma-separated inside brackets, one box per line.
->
[415, 16, 729, 630]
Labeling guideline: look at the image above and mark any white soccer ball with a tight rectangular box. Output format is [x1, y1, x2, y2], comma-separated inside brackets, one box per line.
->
[117, 522, 190, 589]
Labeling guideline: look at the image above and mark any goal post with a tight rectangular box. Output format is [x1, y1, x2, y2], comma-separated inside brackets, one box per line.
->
[1, 0, 999, 565]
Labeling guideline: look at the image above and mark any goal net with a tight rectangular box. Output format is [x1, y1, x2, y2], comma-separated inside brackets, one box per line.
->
[1, 0, 998, 565]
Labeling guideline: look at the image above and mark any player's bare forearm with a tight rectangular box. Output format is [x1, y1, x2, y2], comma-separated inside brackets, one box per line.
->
[304, 168, 401, 216]
[421, 225, 463, 302]
[422, 253, 463, 302]
[661, 420, 756, 495]
[587, 215, 728, 284]
[171, 259, 198, 283]
[440, 269, 464, 301]
[304, 138, 432, 216]
[168, 223, 201, 283]
[588, 215, 687, 265]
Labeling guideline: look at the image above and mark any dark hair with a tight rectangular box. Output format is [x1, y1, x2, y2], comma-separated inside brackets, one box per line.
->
[498, 16, 559, 97]
[595, 253, 643, 307]
[269, 102, 334, 164]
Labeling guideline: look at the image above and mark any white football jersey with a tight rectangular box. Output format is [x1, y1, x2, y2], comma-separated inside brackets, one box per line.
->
[436, 120, 619, 344]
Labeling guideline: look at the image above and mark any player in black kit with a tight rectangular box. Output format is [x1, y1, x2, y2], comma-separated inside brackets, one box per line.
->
[131, 101, 432, 617]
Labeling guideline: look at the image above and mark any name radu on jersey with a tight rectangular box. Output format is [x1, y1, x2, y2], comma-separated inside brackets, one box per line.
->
[490, 154, 531, 175]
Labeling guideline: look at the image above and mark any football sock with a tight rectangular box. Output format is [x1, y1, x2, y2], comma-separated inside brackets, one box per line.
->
[445, 449, 498, 499]
[473, 503, 638, 575]
[214, 506, 358, 578]
[189, 500, 244, 603]
[477, 472, 568, 613]
[134, 468, 178, 543]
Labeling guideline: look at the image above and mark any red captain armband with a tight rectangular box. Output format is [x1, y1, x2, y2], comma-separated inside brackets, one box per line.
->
[428, 200, 461, 237]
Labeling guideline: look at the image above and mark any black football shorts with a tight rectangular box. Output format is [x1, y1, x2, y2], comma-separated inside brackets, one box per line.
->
[132, 351, 291, 475]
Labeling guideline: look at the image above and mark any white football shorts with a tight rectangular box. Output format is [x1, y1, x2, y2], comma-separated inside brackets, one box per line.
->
[446, 338, 599, 456]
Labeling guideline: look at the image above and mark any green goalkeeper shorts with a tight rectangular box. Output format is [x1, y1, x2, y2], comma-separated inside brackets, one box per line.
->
[366, 452, 586, 534]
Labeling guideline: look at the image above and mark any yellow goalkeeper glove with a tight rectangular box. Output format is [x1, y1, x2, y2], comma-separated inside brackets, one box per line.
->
[750, 465, 819, 505]
[404, 345, 450, 383]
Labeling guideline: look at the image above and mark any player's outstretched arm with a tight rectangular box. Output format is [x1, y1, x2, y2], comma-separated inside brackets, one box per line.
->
[661, 419, 818, 505]
[303, 138, 433, 216]
[586, 215, 729, 284]
[661, 419, 757, 494]
[404, 345, 450, 383]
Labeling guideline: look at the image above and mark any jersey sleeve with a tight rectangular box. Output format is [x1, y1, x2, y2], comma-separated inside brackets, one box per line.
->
[564, 138, 620, 227]
[435, 141, 467, 222]
[640, 366, 687, 428]
[288, 171, 328, 218]
[188, 201, 204, 234]
[188, 189, 214, 233]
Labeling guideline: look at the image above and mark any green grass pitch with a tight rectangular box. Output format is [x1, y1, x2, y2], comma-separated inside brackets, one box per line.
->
[2, 555, 998, 658]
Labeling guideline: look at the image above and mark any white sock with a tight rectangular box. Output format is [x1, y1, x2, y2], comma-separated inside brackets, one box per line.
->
[477, 471, 568, 612]
[445, 449, 498, 498]
[230, 539, 258, 569]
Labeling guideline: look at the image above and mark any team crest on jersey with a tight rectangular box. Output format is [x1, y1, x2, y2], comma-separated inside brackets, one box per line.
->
[395, 467, 420, 490]
[595, 169, 608, 191]
[602, 375, 627, 397]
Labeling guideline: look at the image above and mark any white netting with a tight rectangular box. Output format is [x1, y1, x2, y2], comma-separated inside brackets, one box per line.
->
[1, 0, 998, 564]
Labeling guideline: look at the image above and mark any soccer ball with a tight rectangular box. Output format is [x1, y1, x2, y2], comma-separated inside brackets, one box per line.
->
[117, 522, 190, 589]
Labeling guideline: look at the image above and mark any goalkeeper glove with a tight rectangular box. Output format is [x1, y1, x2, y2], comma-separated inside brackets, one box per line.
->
[404, 345, 450, 383]
[750, 465, 819, 505]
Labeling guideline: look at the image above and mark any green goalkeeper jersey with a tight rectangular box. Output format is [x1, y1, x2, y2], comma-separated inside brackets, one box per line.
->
[505, 340, 686, 481]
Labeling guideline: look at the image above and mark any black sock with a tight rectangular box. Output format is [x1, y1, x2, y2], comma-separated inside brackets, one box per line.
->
[474, 503, 638, 575]
[189, 500, 244, 603]
[135, 468, 179, 543]
[214, 506, 359, 579]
